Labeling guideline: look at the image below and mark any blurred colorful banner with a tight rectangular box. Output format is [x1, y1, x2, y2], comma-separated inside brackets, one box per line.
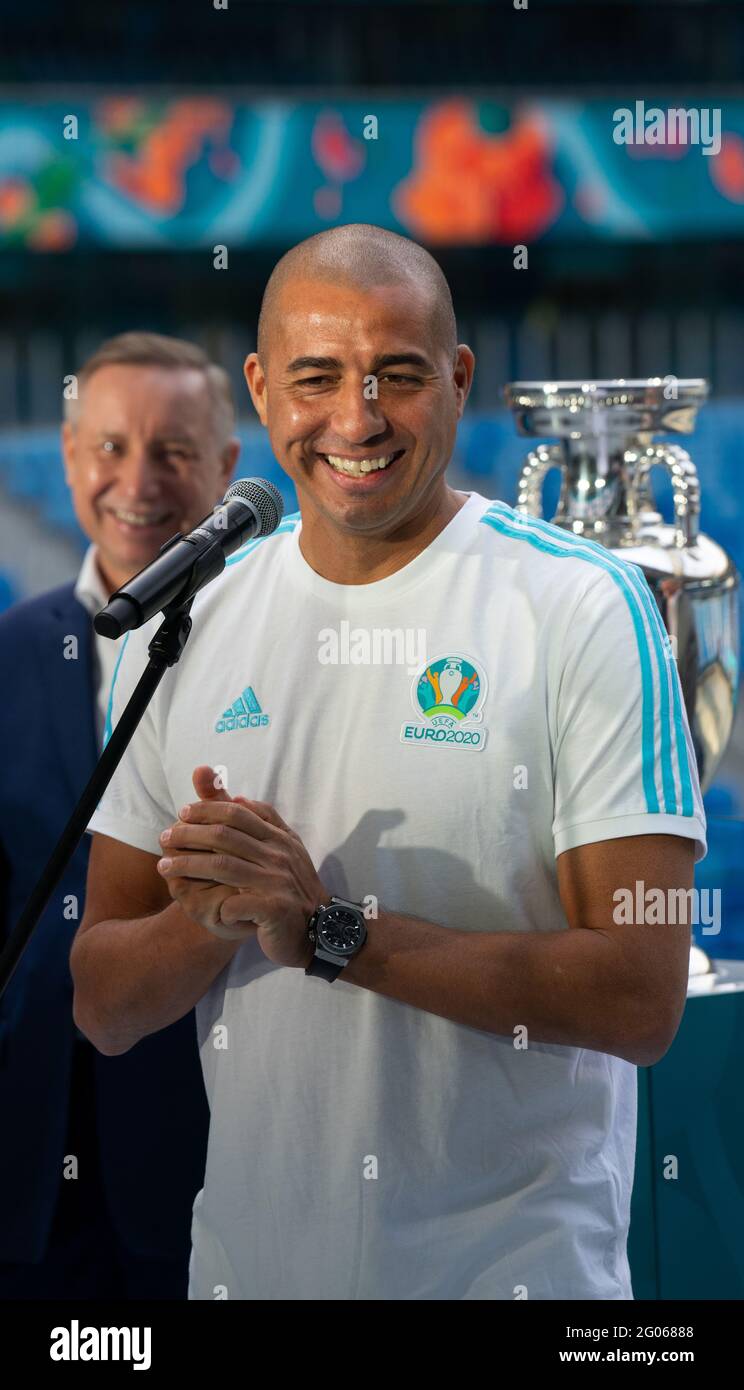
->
[2, 94, 744, 249]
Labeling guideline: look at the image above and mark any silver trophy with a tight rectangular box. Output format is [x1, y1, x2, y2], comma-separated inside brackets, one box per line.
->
[505, 379, 739, 791]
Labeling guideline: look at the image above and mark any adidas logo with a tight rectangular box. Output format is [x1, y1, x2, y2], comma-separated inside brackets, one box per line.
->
[215, 685, 270, 733]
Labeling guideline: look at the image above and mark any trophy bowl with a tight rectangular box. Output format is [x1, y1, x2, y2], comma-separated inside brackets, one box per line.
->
[504, 378, 739, 791]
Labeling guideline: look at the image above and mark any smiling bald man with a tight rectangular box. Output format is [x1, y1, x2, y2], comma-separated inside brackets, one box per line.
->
[74, 224, 706, 1302]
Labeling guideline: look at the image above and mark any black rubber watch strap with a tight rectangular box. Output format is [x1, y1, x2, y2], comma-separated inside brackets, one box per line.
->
[306, 954, 344, 982]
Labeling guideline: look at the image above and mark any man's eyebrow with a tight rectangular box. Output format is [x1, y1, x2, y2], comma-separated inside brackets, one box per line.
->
[151, 432, 198, 444]
[286, 356, 342, 372]
[285, 352, 434, 373]
[371, 352, 433, 372]
[91, 430, 198, 445]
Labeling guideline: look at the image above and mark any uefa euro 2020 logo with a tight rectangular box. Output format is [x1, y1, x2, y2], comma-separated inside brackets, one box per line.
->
[401, 653, 489, 752]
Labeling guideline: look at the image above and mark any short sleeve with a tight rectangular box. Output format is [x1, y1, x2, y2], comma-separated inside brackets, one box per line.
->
[551, 561, 707, 863]
[86, 628, 176, 856]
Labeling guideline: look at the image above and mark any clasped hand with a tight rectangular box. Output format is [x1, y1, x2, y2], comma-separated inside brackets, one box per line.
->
[156, 765, 327, 967]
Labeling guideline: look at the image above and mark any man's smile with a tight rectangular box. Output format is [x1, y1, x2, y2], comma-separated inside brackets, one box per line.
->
[102, 504, 176, 533]
[317, 448, 406, 484]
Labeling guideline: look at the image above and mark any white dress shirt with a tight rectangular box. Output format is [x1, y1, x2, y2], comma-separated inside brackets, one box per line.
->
[73, 545, 126, 749]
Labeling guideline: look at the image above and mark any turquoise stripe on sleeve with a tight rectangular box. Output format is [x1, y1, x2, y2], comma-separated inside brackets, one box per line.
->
[102, 632, 130, 749]
[492, 505, 695, 817]
[624, 561, 695, 818]
[481, 502, 694, 817]
[479, 508, 660, 814]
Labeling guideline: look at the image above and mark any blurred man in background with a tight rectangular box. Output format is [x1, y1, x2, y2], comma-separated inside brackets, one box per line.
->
[0, 332, 239, 1298]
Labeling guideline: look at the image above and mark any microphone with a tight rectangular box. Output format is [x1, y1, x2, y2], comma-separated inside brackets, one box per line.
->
[94, 477, 284, 639]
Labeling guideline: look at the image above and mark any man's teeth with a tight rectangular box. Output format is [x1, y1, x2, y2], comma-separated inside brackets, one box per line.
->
[110, 508, 169, 527]
[325, 454, 396, 476]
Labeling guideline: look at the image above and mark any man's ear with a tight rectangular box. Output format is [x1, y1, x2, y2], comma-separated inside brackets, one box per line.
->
[243, 352, 268, 427]
[61, 420, 75, 487]
[453, 345, 475, 418]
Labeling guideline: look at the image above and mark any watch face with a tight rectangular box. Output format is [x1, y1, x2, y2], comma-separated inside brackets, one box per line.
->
[318, 905, 365, 956]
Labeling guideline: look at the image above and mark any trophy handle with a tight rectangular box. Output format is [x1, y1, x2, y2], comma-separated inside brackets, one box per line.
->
[515, 444, 564, 517]
[630, 444, 701, 547]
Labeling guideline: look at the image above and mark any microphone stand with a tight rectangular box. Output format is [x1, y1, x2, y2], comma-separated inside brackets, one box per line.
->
[0, 597, 195, 999]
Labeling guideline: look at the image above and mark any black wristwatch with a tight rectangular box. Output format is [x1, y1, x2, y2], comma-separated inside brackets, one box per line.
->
[305, 897, 368, 981]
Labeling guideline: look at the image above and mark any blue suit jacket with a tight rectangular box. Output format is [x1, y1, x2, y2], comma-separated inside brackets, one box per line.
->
[0, 583, 209, 1263]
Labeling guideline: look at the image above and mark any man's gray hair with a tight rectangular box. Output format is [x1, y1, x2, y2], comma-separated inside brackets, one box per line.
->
[63, 330, 236, 447]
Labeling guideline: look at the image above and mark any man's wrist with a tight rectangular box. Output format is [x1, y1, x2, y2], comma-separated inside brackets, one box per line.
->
[300, 893, 329, 971]
[301, 932, 316, 970]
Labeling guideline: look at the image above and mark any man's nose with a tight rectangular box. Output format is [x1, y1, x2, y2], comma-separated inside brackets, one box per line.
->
[328, 378, 387, 444]
[116, 449, 163, 499]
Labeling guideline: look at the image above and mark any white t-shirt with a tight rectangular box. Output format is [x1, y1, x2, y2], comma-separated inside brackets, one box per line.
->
[88, 491, 707, 1301]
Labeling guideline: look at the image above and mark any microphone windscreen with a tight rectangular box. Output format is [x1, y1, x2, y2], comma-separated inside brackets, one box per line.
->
[224, 478, 284, 536]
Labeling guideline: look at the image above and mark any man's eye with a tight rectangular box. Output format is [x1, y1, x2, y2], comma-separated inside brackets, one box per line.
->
[379, 375, 420, 386]
[99, 441, 120, 456]
[297, 376, 334, 387]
